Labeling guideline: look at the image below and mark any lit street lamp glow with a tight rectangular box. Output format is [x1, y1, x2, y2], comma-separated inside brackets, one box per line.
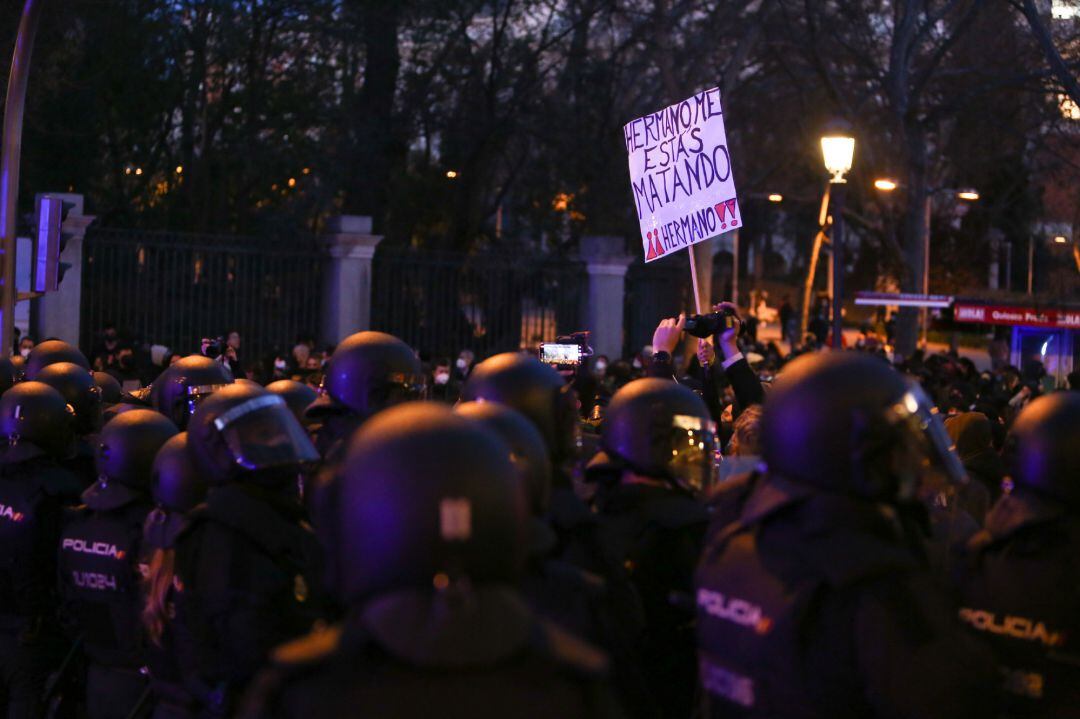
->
[957, 189, 980, 201]
[446, 170, 458, 179]
[1053, 235, 1069, 244]
[175, 165, 183, 174]
[821, 121, 855, 184]
[874, 178, 898, 192]
[767, 193, 783, 203]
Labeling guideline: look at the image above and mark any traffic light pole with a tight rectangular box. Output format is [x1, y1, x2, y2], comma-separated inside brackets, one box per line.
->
[0, 0, 46, 356]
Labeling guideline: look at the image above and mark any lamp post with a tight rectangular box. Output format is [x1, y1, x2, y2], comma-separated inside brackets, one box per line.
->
[874, 181, 979, 344]
[821, 120, 855, 350]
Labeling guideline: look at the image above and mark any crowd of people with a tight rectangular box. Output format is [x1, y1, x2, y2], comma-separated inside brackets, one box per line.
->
[0, 302, 1076, 719]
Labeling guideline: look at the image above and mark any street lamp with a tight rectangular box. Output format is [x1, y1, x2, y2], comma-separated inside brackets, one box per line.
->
[1053, 235, 1069, 244]
[767, 193, 783, 203]
[821, 120, 854, 349]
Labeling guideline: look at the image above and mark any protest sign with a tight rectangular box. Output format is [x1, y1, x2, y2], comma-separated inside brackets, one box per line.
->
[624, 88, 740, 264]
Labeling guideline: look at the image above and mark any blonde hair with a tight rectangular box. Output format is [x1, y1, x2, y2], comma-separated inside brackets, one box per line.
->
[142, 548, 176, 645]
[729, 405, 763, 457]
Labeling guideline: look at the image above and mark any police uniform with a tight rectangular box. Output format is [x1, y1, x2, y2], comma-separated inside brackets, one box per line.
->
[240, 589, 623, 719]
[0, 452, 83, 717]
[696, 473, 998, 718]
[58, 499, 152, 719]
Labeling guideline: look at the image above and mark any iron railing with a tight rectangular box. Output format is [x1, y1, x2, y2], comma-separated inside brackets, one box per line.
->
[80, 227, 325, 364]
[371, 248, 588, 360]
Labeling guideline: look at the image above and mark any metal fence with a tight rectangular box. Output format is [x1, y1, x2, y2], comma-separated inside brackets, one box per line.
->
[80, 227, 325, 363]
[371, 248, 588, 360]
[623, 255, 693, 357]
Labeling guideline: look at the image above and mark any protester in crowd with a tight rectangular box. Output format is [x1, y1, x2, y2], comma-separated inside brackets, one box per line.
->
[90, 323, 122, 373]
[17, 335, 34, 360]
[946, 412, 1007, 505]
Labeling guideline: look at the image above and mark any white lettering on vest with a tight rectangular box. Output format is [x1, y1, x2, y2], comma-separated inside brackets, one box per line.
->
[958, 607, 1066, 647]
[698, 588, 773, 634]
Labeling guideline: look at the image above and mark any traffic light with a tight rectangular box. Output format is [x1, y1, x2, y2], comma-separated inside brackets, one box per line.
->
[33, 195, 76, 292]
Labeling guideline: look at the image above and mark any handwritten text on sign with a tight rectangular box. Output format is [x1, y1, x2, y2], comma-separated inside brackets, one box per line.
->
[624, 88, 740, 263]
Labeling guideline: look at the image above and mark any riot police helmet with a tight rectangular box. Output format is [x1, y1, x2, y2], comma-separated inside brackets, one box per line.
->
[455, 400, 553, 516]
[0, 381, 76, 462]
[85, 409, 178, 510]
[1008, 392, 1080, 508]
[316, 331, 424, 419]
[266, 379, 318, 424]
[144, 433, 209, 549]
[36, 362, 103, 435]
[331, 402, 526, 604]
[188, 382, 318, 485]
[25, 339, 90, 380]
[600, 378, 718, 496]
[93, 371, 123, 405]
[462, 352, 579, 470]
[150, 355, 233, 429]
[761, 352, 965, 502]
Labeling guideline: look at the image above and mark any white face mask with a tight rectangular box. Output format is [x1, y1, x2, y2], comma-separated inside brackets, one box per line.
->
[456, 358, 468, 370]
[434, 371, 450, 385]
[632, 359, 642, 369]
[594, 361, 607, 374]
[274, 359, 287, 371]
[19, 348, 30, 358]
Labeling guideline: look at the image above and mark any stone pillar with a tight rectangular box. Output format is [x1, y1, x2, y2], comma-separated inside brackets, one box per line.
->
[321, 215, 383, 344]
[32, 193, 93, 345]
[580, 235, 633, 360]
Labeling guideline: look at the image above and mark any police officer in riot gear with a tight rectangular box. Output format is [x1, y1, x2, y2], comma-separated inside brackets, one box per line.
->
[141, 433, 208, 719]
[588, 378, 716, 717]
[305, 331, 425, 457]
[696, 352, 997, 718]
[94, 371, 124, 407]
[150, 355, 234, 430]
[0, 382, 84, 717]
[460, 354, 596, 566]
[37, 361, 105, 487]
[24, 339, 90, 381]
[241, 402, 622, 719]
[265, 380, 317, 427]
[957, 392, 1080, 716]
[455, 400, 649, 716]
[58, 409, 178, 719]
[172, 383, 326, 716]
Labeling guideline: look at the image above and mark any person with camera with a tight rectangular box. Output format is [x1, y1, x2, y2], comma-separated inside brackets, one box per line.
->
[649, 303, 764, 421]
[695, 352, 998, 718]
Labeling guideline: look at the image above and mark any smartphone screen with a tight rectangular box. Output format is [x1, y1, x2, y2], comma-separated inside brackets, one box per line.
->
[540, 343, 581, 365]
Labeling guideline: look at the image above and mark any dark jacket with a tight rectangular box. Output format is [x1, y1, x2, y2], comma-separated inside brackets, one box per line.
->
[956, 491, 1080, 717]
[647, 353, 764, 420]
[172, 482, 327, 716]
[239, 587, 623, 719]
[696, 473, 999, 718]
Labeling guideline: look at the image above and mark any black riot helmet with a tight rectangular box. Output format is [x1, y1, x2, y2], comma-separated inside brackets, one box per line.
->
[36, 362, 103, 436]
[145, 433, 209, 549]
[150, 355, 233, 429]
[266, 379, 318, 424]
[150, 433, 207, 512]
[455, 400, 553, 516]
[600, 378, 718, 496]
[761, 352, 965, 502]
[0, 381, 76, 462]
[86, 409, 178, 510]
[0, 356, 16, 396]
[25, 339, 90, 380]
[461, 353, 579, 473]
[317, 331, 424, 419]
[93, 371, 123, 405]
[95, 409, 178, 488]
[188, 383, 319, 485]
[1008, 393, 1080, 508]
[330, 402, 527, 604]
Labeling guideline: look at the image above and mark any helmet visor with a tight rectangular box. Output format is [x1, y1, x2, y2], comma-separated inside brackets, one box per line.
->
[212, 394, 319, 470]
[186, 383, 230, 416]
[887, 381, 968, 489]
[669, 414, 720, 495]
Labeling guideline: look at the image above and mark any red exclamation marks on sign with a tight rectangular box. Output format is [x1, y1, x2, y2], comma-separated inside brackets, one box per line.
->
[713, 198, 740, 230]
[644, 230, 666, 260]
